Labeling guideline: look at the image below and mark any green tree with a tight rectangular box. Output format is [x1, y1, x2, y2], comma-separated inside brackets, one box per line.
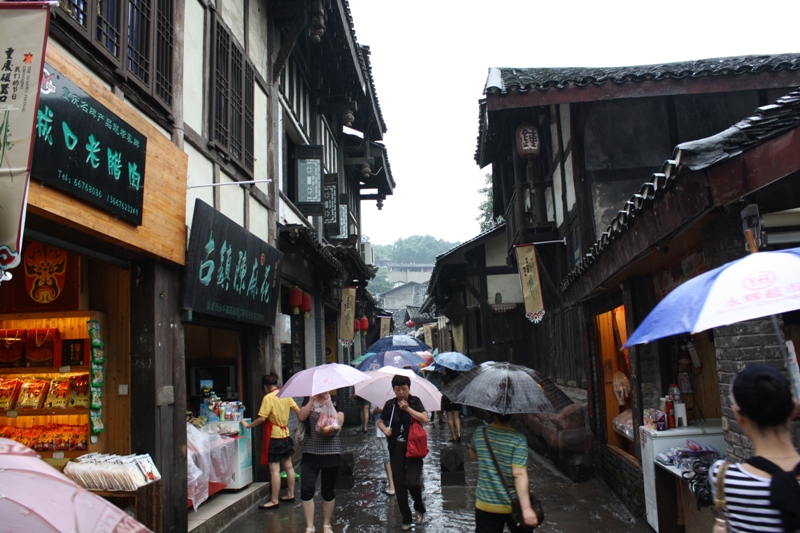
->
[477, 172, 503, 232]
[367, 267, 393, 295]
[377, 235, 460, 264]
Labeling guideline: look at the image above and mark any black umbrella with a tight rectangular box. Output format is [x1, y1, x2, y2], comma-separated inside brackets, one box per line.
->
[441, 361, 560, 415]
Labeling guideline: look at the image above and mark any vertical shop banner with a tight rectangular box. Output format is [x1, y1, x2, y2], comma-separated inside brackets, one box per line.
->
[515, 243, 545, 323]
[451, 323, 465, 353]
[339, 286, 356, 346]
[0, 3, 50, 279]
[423, 324, 433, 349]
[379, 316, 392, 338]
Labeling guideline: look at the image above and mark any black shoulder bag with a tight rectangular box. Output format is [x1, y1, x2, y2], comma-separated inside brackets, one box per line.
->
[482, 427, 544, 531]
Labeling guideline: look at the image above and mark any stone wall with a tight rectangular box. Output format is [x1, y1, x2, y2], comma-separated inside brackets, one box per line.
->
[515, 403, 595, 481]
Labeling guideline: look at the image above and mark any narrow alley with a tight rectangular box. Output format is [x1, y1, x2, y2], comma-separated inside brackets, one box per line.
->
[218, 415, 651, 533]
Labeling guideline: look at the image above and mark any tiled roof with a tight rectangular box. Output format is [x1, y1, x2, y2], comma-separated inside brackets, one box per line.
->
[485, 54, 800, 94]
[279, 225, 343, 273]
[560, 87, 800, 292]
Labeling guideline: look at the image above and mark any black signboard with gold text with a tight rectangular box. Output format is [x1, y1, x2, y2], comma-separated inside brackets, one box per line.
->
[183, 200, 283, 326]
[30, 64, 147, 225]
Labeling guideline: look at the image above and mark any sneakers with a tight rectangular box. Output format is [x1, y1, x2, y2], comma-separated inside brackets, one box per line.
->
[415, 511, 425, 525]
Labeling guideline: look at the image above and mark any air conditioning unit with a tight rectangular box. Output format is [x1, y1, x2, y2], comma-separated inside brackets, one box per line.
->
[360, 242, 375, 265]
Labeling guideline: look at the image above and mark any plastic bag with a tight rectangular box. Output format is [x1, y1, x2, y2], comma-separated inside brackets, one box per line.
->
[315, 397, 340, 436]
[612, 409, 633, 440]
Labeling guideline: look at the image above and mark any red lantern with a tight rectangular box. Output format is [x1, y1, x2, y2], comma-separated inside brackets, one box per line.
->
[354, 319, 361, 332]
[289, 286, 302, 315]
[360, 316, 369, 332]
[405, 320, 416, 328]
[301, 292, 312, 318]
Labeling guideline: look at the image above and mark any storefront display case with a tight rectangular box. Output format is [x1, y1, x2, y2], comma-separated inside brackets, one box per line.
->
[0, 311, 108, 463]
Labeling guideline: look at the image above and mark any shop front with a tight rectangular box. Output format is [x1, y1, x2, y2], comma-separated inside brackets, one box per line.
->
[0, 43, 188, 532]
[182, 199, 283, 507]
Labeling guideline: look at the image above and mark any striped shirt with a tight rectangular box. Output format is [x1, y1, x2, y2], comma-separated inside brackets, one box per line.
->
[709, 460, 800, 533]
[470, 423, 529, 514]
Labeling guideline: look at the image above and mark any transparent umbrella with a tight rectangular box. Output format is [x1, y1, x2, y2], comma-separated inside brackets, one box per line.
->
[441, 361, 558, 415]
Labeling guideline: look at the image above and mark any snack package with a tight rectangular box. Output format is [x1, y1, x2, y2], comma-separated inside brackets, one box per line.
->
[86, 320, 103, 347]
[90, 387, 102, 409]
[44, 376, 72, 409]
[90, 409, 105, 434]
[17, 378, 51, 409]
[0, 378, 22, 410]
[91, 346, 105, 364]
[91, 363, 105, 387]
[315, 398, 341, 436]
[70, 374, 90, 407]
[135, 453, 162, 484]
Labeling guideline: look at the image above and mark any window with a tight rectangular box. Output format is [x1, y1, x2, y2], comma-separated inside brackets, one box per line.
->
[56, 0, 174, 110]
[212, 19, 255, 173]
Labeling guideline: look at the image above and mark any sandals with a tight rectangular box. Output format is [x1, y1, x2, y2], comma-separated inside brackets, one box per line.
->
[259, 500, 279, 510]
[322, 526, 333, 533]
[305, 528, 315, 533]
[400, 525, 411, 531]
[280, 496, 296, 502]
[385, 489, 396, 496]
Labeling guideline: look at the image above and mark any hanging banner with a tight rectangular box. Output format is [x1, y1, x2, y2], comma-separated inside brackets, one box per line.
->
[339, 286, 356, 346]
[515, 243, 545, 323]
[0, 3, 50, 281]
[451, 322, 464, 353]
[423, 323, 433, 349]
[379, 315, 392, 338]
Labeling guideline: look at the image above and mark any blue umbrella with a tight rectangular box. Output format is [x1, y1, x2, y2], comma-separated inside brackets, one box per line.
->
[433, 352, 476, 372]
[356, 350, 428, 374]
[366, 335, 431, 355]
[624, 246, 800, 351]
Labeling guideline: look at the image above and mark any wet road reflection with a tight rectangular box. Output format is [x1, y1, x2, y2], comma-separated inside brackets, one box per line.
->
[218, 414, 650, 533]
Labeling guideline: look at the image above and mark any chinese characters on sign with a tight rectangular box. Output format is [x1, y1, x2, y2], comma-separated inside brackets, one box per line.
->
[295, 144, 324, 216]
[183, 200, 283, 326]
[339, 286, 356, 346]
[379, 316, 391, 338]
[0, 3, 49, 278]
[515, 243, 545, 323]
[30, 64, 147, 225]
[515, 123, 541, 160]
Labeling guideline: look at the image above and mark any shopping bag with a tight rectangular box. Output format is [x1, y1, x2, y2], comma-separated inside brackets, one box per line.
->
[25, 328, 60, 367]
[0, 329, 25, 367]
[405, 419, 428, 459]
[316, 397, 340, 436]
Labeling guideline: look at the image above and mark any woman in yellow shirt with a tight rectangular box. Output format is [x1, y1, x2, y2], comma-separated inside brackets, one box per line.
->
[242, 370, 300, 509]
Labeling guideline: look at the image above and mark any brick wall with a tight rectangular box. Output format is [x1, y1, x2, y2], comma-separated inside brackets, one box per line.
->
[600, 444, 644, 518]
[713, 318, 787, 463]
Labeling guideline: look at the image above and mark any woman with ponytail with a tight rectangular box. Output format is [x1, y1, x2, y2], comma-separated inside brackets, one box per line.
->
[242, 370, 300, 509]
[710, 363, 800, 532]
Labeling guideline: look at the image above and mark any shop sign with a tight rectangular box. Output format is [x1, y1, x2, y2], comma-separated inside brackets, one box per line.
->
[30, 63, 147, 225]
[379, 316, 391, 338]
[338, 286, 356, 346]
[183, 200, 283, 326]
[323, 173, 339, 234]
[515, 243, 545, 323]
[295, 144, 323, 216]
[653, 252, 707, 302]
[0, 239, 79, 312]
[0, 3, 50, 278]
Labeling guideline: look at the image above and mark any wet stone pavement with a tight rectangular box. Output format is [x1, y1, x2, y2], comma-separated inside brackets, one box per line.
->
[219, 416, 651, 533]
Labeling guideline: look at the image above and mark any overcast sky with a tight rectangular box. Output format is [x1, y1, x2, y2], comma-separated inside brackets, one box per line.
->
[351, 1, 798, 246]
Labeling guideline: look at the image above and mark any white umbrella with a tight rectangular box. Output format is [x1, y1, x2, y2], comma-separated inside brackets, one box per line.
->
[278, 362, 370, 398]
[354, 367, 442, 411]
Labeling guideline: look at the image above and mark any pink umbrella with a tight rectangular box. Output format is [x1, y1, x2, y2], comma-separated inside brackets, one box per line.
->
[354, 367, 443, 411]
[0, 438, 152, 532]
[278, 362, 371, 398]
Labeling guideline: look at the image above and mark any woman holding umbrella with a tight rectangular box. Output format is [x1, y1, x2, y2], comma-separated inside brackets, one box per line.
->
[241, 371, 300, 509]
[297, 390, 345, 533]
[377, 374, 428, 530]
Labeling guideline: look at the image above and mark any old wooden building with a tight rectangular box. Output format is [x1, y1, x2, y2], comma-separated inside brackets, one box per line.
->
[426, 54, 800, 517]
